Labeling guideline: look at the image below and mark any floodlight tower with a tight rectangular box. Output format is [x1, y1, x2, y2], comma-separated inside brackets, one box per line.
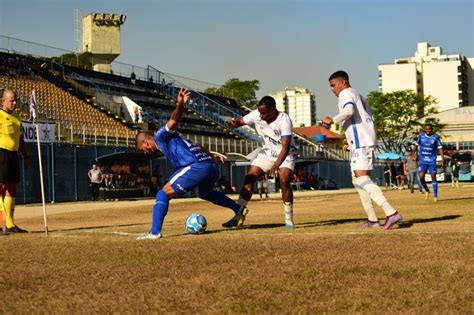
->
[81, 13, 127, 73]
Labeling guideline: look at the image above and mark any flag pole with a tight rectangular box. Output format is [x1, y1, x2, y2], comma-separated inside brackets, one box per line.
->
[31, 90, 48, 236]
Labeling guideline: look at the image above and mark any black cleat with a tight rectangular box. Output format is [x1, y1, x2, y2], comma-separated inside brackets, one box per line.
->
[5, 225, 28, 233]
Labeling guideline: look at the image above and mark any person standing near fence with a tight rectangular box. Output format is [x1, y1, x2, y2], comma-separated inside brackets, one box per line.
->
[324, 71, 402, 230]
[88, 163, 103, 201]
[0, 89, 29, 233]
[405, 146, 422, 194]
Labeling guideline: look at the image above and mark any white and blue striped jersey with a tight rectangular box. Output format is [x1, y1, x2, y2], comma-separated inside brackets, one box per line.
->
[333, 88, 377, 150]
[415, 132, 442, 164]
[242, 110, 297, 158]
[154, 125, 213, 168]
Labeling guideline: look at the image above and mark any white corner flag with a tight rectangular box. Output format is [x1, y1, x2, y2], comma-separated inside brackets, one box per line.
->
[29, 90, 37, 123]
[30, 89, 48, 236]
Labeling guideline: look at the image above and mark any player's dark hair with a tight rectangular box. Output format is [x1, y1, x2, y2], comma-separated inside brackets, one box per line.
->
[258, 96, 276, 109]
[328, 70, 349, 82]
[135, 130, 154, 148]
[424, 123, 433, 128]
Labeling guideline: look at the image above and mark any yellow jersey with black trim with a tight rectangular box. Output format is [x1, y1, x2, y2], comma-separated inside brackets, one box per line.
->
[0, 109, 22, 151]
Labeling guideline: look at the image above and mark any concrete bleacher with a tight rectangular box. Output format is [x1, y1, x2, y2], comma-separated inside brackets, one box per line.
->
[0, 74, 136, 139]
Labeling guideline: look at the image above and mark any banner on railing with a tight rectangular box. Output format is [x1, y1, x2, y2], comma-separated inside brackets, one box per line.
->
[22, 121, 56, 143]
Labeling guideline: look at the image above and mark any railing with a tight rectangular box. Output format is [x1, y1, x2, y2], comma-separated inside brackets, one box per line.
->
[147, 65, 262, 143]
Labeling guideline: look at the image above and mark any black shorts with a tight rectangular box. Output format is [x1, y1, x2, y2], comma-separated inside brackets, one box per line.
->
[0, 148, 20, 183]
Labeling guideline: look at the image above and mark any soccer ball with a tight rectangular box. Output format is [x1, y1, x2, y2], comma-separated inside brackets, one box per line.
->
[185, 213, 207, 234]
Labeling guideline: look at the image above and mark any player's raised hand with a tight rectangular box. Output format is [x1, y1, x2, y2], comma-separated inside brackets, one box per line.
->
[177, 88, 191, 106]
[226, 118, 239, 129]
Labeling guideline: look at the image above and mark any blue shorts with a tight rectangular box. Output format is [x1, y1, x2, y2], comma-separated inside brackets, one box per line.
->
[418, 163, 437, 174]
[169, 162, 219, 196]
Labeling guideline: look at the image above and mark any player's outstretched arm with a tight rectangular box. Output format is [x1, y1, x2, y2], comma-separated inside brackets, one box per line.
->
[226, 118, 243, 129]
[167, 87, 191, 131]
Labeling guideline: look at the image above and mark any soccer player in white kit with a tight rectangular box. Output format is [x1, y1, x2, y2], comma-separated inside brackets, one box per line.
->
[324, 71, 402, 229]
[225, 96, 297, 228]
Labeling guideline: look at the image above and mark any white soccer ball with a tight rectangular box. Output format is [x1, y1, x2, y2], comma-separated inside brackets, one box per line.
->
[185, 213, 207, 234]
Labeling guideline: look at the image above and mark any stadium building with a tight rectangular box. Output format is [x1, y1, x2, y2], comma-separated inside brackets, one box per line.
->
[378, 42, 474, 112]
[270, 86, 316, 127]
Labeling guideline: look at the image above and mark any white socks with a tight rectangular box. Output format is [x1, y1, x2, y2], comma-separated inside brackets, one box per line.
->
[355, 176, 397, 217]
[284, 202, 294, 227]
[352, 177, 378, 222]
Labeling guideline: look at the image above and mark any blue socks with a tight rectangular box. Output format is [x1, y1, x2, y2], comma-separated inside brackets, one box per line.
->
[420, 176, 430, 193]
[151, 190, 170, 235]
[432, 179, 438, 198]
[198, 189, 241, 213]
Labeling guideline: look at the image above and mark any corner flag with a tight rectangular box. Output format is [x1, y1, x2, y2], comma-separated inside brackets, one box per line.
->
[29, 90, 37, 123]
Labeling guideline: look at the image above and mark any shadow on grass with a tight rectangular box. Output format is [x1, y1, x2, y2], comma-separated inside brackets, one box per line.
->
[298, 218, 366, 228]
[398, 214, 462, 229]
[29, 222, 149, 234]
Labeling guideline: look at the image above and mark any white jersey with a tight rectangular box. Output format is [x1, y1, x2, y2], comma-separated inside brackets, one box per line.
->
[242, 110, 297, 159]
[334, 88, 377, 150]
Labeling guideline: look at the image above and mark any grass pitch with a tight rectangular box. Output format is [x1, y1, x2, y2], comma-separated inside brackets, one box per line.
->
[1, 185, 473, 313]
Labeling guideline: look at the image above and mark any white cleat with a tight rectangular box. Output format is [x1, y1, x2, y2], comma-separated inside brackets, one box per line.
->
[136, 233, 162, 240]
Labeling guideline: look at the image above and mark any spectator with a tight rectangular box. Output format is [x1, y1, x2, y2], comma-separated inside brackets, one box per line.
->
[130, 71, 136, 85]
[257, 174, 269, 199]
[390, 162, 397, 189]
[383, 163, 391, 190]
[88, 163, 103, 201]
[134, 106, 140, 124]
[396, 162, 406, 189]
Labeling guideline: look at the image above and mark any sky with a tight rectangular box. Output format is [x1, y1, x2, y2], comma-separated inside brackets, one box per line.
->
[1, 0, 473, 118]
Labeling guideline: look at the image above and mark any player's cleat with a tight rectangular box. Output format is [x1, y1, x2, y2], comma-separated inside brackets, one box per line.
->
[222, 206, 248, 228]
[5, 225, 28, 233]
[136, 233, 162, 240]
[424, 191, 430, 200]
[383, 212, 403, 230]
[433, 197, 438, 203]
[359, 220, 381, 228]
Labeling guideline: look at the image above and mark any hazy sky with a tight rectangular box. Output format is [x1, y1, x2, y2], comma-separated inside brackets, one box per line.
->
[1, 0, 473, 117]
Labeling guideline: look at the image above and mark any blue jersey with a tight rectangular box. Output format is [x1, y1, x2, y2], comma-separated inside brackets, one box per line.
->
[416, 133, 442, 164]
[154, 126, 213, 168]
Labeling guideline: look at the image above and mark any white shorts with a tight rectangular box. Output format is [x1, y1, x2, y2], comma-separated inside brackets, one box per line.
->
[350, 147, 374, 173]
[251, 153, 295, 173]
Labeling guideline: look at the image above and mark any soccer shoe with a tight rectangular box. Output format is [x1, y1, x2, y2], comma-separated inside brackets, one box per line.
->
[359, 220, 381, 228]
[424, 191, 430, 200]
[383, 212, 403, 230]
[222, 207, 249, 228]
[136, 233, 162, 240]
[433, 197, 438, 203]
[5, 225, 28, 233]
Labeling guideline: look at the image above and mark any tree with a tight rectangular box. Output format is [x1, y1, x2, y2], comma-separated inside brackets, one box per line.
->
[205, 78, 260, 108]
[367, 90, 444, 154]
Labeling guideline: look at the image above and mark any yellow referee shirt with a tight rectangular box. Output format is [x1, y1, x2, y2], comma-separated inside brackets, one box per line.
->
[0, 109, 22, 151]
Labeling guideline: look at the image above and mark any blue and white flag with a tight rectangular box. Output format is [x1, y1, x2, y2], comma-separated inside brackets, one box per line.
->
[29, 90, 37, 123]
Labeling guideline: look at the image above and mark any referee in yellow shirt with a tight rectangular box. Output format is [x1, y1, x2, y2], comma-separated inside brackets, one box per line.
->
[1, 89, 29, 233]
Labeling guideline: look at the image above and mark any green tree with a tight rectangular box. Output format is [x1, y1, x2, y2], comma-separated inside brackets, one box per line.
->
[367, 90, 443, 154]
[205, 78, 260, 108]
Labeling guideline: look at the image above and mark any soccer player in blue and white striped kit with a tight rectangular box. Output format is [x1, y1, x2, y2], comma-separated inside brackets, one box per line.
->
[415, 123, 444, 202]
[135, 88, 246, 239]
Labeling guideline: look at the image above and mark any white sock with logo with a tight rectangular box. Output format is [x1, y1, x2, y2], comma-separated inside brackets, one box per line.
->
[352, 177, 378, 222]
[355, 176, 396, 216]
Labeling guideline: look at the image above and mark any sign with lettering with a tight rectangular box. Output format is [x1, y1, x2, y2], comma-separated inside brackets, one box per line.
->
[22, 121, 56, 143]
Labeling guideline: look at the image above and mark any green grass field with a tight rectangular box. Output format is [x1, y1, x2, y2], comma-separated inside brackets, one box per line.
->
[1, 185, 473, 313]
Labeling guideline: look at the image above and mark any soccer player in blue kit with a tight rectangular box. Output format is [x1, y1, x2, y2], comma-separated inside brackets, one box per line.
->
[415, 123, 444, 202]
[135, 88, 246, 239]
